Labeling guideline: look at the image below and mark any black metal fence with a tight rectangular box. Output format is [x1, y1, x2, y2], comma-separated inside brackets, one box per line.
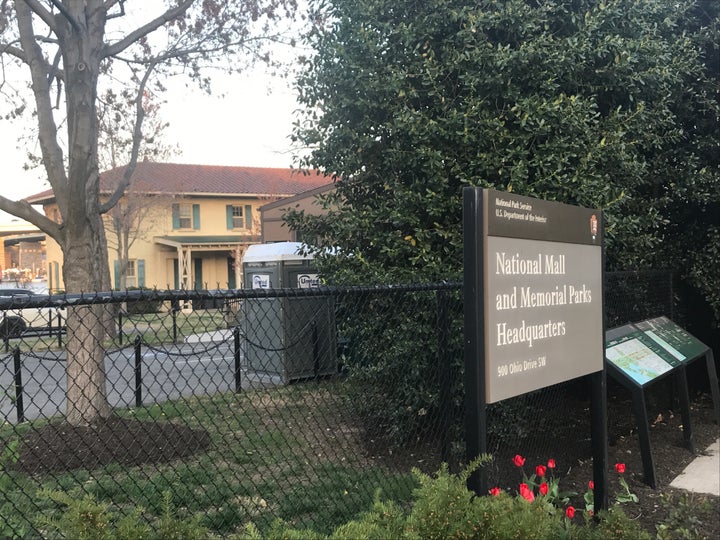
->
[0, 272, 678, 536]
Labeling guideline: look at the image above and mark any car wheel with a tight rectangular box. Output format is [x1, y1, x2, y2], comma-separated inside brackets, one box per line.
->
[0, 317, 26, 338]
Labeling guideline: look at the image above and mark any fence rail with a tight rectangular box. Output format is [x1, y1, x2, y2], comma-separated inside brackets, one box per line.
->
[0, 272, 678, 537]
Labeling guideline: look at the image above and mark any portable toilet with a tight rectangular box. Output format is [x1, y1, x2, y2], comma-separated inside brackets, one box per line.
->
[241, 242, 336, 382]
[242, 242, 320, 290]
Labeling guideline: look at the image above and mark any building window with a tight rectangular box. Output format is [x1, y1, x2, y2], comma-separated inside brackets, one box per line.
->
[226, 204, 253, 230]
[125, 260, 137, 287]
[177, 204, 192, 229]
[114, 259, 145, 289]
[231, 205, 244, 228]
[172, 203, 200, 230]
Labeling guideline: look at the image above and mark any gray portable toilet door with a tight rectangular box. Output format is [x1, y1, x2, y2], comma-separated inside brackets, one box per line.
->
[287, 269, 320, 289]
[248, 268, 278, 289]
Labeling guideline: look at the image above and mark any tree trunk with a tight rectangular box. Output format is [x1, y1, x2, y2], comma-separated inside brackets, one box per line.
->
[62, 212, 112, 425]
[55, 6, 112, 426]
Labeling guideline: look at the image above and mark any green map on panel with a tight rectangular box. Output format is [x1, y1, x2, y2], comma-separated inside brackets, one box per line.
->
[633, 316, 707, 362]
[605, 330, 675, 386]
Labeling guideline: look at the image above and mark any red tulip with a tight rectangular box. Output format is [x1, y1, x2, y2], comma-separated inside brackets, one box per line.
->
[519, 483, 535, 502]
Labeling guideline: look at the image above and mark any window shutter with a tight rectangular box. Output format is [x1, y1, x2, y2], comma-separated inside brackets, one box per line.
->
[193, 204, 201, 230]
[226, 205, 234, 230]
[114, 260, 120, 289]
[245, 205, 252, 229]
[137, 259, 146, 288]
[172, 204, 180, 229]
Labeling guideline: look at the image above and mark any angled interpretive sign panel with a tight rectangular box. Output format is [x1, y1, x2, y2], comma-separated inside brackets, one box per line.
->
[605, 325, 675, 387]
[633, 316, 708, 363]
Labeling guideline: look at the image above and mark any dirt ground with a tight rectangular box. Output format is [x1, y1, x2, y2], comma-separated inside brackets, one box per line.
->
[13, 416, 211, 473]
[595, 390, 719, 538]
[495, 389, 720, 539]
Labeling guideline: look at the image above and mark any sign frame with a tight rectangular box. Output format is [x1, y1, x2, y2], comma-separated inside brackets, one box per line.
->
[463, 187, 608, 510]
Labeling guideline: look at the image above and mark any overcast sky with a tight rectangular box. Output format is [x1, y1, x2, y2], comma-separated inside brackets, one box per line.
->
[2, 66, 299, 196]
[0, 65, 303, 225]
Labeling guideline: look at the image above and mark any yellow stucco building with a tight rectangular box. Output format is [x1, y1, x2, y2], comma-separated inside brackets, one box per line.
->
[26, 162, 330, 292]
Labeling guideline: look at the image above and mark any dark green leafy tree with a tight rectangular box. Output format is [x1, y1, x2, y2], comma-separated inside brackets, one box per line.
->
[289, 0, 718, 293]
[288, 0, 719, 445]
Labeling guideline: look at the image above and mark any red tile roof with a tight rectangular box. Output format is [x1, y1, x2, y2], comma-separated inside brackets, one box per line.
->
[25, 162, 332, 203]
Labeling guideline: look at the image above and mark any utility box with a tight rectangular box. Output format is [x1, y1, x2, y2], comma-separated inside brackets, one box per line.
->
[241, 242, 336, 382]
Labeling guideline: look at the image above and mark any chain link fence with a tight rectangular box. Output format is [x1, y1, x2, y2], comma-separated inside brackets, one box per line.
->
[0, 272, 676, 536]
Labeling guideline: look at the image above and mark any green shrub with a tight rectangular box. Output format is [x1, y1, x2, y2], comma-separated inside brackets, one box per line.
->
[34, 489, 208, 540]
[28, 458, 652, 540]
[337, 290, 465, 449]
[262, 456, 650, 540]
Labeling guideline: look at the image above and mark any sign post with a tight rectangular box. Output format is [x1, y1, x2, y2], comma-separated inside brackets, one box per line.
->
[464, 188, 607, 510]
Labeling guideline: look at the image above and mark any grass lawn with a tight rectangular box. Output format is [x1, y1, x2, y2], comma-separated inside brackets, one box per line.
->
[0, 381, 417, 538]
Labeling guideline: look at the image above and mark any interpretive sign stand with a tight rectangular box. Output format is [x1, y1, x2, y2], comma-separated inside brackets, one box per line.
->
[605, 317, 720, 488]
[463, 187, 607, 511]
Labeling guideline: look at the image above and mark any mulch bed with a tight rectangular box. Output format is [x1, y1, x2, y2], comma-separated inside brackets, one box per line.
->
[490, 389, 720, 538]
[10, 416, 211, 474]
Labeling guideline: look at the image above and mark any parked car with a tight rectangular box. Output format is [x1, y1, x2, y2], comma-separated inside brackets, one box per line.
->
[0, 288, 64, 338]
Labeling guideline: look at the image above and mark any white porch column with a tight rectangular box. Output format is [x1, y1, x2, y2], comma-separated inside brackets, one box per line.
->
[178, 246, 193, 289]
[177, 246, 193, 312]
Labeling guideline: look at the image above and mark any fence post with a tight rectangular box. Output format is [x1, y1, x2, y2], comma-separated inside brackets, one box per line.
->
[57, 312, 63, 349]
[172, 305, 178, 343]
[13, 347, 25, 423]
[118, 310, 124, 346]
[437, 289, 452, 464]
[134, 335, 142, 408]
[234, 326, 242, 393]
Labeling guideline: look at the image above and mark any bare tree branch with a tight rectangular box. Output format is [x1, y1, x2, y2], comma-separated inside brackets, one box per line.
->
[104, 0, 125, 20]
[15, 0, 68, 212]
[47, 0, 81, 32]
[102, 0, 195, 59]
[19, 0, 57, 32]
[99, 62, 156, 214]
[0, 194, 62, 242]
[0, 41, 27, 61]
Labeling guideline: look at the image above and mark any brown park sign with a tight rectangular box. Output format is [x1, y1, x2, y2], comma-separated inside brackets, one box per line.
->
[466, 189, 604, 403]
